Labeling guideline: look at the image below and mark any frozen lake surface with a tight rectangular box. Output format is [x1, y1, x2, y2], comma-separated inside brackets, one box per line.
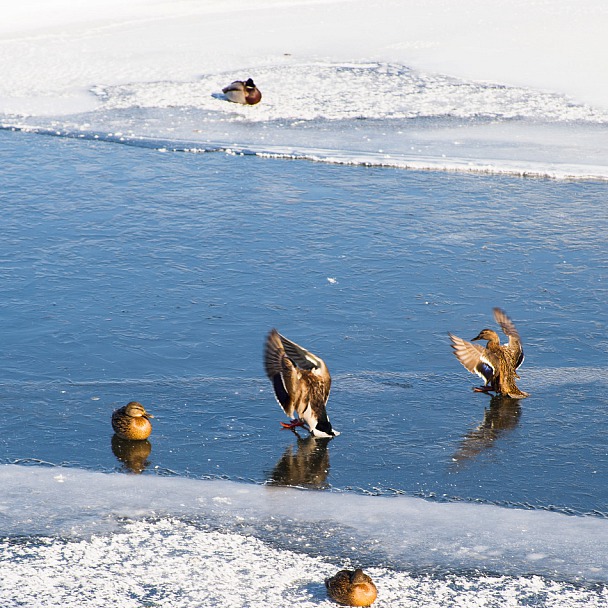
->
[0, 128, 607, 606]
[2, 1, 608, 604]
[1, 128, 607, 511]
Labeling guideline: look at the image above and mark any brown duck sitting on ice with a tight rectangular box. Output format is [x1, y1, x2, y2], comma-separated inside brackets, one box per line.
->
[449, 307, 529, 398]
[222, 78, 262, 105]
[264, 329, 339, 438]
[325, 568, 378, 607]
[111, 401, 154, 440]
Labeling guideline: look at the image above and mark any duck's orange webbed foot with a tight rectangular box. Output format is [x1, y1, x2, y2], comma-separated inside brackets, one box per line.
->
[280, 419, 306, 430]
[473, 386, 495, 393]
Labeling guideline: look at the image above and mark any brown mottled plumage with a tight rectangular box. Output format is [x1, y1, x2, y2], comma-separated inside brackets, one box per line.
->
[222, 78, 262, 105]
[325, 569, 378, 607]
[264, 329, 338, 437]
[449, 308, 528, 398]
[111, 401, 154, 440]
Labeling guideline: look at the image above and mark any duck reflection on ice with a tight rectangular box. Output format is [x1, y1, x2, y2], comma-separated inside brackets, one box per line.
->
[451, 395, 522, 468]
[111, 434, 152, 474]
[267, 434, 332, 489]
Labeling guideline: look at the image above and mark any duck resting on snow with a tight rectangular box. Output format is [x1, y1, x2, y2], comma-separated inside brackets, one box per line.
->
[325, 568, 378, 607]
[222, 78, 262, 105]
[264, 329, 339, 437]
[449, 307, 529, 398]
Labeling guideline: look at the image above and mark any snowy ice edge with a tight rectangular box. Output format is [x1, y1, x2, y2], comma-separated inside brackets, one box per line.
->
[4, 58, 608, 181]
[2, 464, 608, 584]
[3, 518, 607, 608]
[3, 124, 608, 182]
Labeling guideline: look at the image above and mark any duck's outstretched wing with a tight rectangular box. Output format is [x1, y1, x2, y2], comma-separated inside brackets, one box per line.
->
[493, 308, 524, 369]
[264, 329, 300, 417]
[449, 333, 495, 383]
[275, 331, 325, 372]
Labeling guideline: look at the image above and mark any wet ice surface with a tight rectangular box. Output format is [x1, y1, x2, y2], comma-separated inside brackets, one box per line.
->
[1, 129, 608, 605]
[1, 128, 608, 512]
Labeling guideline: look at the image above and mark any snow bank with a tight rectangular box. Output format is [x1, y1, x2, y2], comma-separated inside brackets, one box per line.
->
[1, 465, 607, 582]
[1, 0, 607, 115]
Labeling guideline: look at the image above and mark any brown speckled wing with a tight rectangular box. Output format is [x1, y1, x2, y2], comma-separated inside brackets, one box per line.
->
[493, 308, 524, 369]
[449, 333, 495, 383]
[111, 407, 128, 435]
[325, 570, 350, 595]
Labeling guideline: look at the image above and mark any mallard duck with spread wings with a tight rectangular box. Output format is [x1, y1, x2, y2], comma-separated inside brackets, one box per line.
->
[264, 329, 339, 437]
[449, 308, 528, 398]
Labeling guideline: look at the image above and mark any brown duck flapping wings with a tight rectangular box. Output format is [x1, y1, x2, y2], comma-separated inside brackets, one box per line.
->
[493, 307, 524, 369]
[449, 333, 496, 384]
[264, 329, 322, 378]
[264, 329, 330, 411]
[450, 309, 528, 398]
[264, 329, 337, 437]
